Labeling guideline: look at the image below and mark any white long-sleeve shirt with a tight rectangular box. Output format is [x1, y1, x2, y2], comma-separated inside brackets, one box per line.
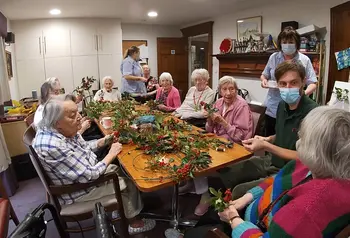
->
[93, 88, 121, 102]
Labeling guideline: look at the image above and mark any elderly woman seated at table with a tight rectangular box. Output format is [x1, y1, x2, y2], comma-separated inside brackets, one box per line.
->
[205, 76, 253, 143]
[182, 76, 253, 217]
[174, 69, 215, 120]
[34, 77, 61, 127]
[184, 106, 350, 238]
[33, 95, 156, 235]
[94, 76, 121, 102]
[155, 72, 181, 112]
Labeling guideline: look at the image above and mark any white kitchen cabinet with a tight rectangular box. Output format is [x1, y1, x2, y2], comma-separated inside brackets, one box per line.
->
[14, 32, 43, 61]
[12, 19, 122, 99]
[98, 54, 122, 89]
[71, 55, 100, 91]
[44, 57, 74, 93]
[43, 25, 71, 58]
[16, 59, 46, 98]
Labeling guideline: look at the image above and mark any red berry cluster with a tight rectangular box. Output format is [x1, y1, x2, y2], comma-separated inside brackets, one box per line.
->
[176, 163, 191, 178]
[223, 189, 232, 203]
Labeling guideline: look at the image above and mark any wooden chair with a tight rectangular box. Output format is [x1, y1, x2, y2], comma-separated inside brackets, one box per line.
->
[24, 113, 35, 127]
[0, 198, 10, 238]
[248, 104, 266, 136]
[23, 125, 129, 237]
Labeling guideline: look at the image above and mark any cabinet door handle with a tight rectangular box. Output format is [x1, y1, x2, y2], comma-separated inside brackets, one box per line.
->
[95, 35, 98, 50]
[44, 37, 47, 54]
[99, 35, 102, 51]
[39, 37, 41, 55]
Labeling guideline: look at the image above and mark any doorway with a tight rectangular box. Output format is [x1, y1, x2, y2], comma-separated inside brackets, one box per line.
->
[157, 37, 188, 100]
[189, 34, 209, 88]
[327, 1, 350, 102]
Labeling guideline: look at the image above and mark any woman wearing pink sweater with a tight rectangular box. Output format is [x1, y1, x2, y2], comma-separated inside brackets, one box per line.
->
[205, 76, 254, 143]
[156, 72, 181, 112]
[182, 76, 254, 217]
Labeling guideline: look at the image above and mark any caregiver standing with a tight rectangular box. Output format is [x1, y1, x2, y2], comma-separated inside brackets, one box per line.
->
[121, 46, 147, 100]
[261, 26, 317, 136]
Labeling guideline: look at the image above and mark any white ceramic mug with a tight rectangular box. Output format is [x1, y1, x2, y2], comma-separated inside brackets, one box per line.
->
[100, 117, 113, 129]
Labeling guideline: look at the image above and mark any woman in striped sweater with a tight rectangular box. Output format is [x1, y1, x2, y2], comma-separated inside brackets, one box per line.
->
[184, 106, 350, 237]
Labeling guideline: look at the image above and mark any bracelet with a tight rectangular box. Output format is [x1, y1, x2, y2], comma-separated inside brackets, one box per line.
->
[229, 215, 240, 225]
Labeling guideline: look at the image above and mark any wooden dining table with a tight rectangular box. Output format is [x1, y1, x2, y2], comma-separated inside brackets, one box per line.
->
[94, 106, 252, 230]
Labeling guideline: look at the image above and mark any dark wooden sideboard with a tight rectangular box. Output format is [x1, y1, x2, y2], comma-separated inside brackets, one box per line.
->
[213, 52, 274, 78]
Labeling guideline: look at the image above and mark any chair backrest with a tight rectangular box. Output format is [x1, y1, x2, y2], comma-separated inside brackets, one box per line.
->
[248, 103, 266, 136]
[24, 113, 35, 127]
[22, 125, 53, 198]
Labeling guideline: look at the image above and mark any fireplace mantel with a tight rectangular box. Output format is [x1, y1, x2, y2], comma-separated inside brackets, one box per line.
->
[213, 52, 275, 78]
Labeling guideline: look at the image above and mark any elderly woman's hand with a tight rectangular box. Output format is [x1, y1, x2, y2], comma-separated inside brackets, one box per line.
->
[158, 104, 168, 111]
[229, 193, 253, 210]
[242, 138, 266, 152]
[218, 205, 239, 223]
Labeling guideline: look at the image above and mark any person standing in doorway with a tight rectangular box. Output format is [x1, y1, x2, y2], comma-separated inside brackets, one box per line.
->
[260, 27, 317, 136]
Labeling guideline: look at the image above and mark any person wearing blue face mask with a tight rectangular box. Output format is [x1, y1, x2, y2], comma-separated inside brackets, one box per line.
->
[217, 60, 317, 198]
[260, 27, 317, 136]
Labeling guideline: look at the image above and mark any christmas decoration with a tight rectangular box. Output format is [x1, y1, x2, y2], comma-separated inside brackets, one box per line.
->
[209, 188, 232, 212]
[73, 76, 96, 96]
[200, 101, 219, 115]
[85, 98, 234, 182]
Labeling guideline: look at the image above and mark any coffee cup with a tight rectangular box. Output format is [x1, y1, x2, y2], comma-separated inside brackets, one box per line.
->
[100, 117, 113, 129]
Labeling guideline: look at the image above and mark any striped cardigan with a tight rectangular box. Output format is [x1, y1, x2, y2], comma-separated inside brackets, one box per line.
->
[232, 160, 350, 237]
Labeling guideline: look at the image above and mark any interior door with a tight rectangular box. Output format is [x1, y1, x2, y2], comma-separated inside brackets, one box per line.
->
[157, 38, 189, 100]
[97, 22, 123, 55]
[45, 57, 74, 93]
[14, 31, 43, 61]
[70, 22, 98, 56]
[327, 1, 350, 102]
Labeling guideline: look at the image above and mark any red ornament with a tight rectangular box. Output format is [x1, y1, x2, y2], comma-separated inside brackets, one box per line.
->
[219, 38, 233, 54]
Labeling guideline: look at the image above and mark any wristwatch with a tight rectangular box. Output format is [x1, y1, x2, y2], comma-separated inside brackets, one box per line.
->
[229, 215, 240, 225]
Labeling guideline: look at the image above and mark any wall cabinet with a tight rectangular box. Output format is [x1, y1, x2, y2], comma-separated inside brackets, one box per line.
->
[12, 19, 123, 98]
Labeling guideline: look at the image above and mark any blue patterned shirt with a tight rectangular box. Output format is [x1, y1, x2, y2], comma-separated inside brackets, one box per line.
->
[32, 128, 107, 205]
[262, 52, 317, 118]
[120, 56, 146, 94]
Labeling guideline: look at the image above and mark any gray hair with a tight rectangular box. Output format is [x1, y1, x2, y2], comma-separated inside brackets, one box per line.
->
[102, 76, 113, 85]
[46, 77, 60, 88]
[191, 69, 209, 83]
[218, 76, 238, 91]
[37, 95, 73, 130]
[159, 72, 173, 85]
[297, 106, 350, 179]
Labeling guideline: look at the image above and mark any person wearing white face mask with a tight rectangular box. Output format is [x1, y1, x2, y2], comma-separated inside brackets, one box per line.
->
[260, 27, 317, 137]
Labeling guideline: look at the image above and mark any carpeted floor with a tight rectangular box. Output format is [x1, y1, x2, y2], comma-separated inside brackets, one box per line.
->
[7, 177, 207, 238]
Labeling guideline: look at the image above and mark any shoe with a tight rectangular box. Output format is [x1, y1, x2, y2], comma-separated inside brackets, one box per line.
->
[194, 202, 210, 216]
[164, 228, 184, 238]
[128, 219, 156, 235]
[179, 181, 195, 195]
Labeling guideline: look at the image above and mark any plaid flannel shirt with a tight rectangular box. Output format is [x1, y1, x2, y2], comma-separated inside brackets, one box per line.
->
[32, 128, 107, 205]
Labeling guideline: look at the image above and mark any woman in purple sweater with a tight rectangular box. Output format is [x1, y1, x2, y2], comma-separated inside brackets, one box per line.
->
[184, 106, 350, 237]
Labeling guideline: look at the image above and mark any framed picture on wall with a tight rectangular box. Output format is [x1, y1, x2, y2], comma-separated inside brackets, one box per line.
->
[237, 16, 262, 41]
[5, 50, 13, 79]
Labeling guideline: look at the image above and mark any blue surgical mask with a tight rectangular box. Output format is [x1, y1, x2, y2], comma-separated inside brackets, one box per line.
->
[281, 43, 296, 56]
[279, 88, 301, 104]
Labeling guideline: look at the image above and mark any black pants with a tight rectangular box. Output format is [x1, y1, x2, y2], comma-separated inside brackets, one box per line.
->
[184, 207, 246, 238]
[264, 115, 276, 137]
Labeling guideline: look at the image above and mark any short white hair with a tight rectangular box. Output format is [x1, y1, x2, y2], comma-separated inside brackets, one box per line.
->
[159, 72, 173, 85]
[102, 76, 114, 85]
[297, 106, 350, 179]
[191, 69, 209, 83]
[46, 77, 60, 89]
[218, 76, 238, 90]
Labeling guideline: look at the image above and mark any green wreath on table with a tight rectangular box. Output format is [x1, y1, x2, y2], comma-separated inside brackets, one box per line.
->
[85, 99, 233, 182]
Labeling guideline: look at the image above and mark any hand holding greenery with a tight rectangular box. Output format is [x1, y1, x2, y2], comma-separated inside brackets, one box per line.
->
[209, 187, 233, 212]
